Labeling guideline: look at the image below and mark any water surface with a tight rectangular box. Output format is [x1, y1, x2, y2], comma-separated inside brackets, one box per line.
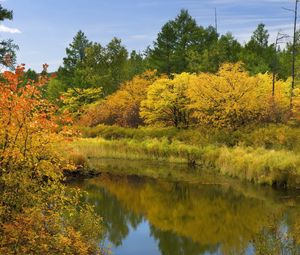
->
[75, 159, 300, 255]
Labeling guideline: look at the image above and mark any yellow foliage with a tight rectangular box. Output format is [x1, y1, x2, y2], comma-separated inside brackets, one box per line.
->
[140, 72, 196, 128]
[188, 63, 290, 129]
[80, 70, 159, 127]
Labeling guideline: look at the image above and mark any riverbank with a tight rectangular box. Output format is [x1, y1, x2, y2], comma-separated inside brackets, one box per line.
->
[68, 124, 300, 189]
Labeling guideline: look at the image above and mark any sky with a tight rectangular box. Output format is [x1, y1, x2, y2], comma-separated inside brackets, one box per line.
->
[0, 0, 297, 72]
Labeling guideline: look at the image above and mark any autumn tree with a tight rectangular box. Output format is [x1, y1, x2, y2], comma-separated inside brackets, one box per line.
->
[140, 73, 194, 128]
[80, 70, 158, 127]
[0, 65, 103, 254]
[188, 63, 290, 129]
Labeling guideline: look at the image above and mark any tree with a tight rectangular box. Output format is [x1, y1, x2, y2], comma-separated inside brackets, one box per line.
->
[0, 65, 103, 254]
[188, 63, 290, 129]
[0, 5, 18, 68]
[46, 77, 68, 103]
[63, 30, 92, 71]
[106, 37, 129, 93]
[148, 9, 201, 74]
[61, 87, 103, 119]
[217, 33, 242, 64]
[241, 24, 275, 75]
[74, 38, 129, 95]
[127, 50, 146, 79]
[0, 4, 12, 21]
[78, 42, 109, 90]
[148, 20, 177, 74]
[140, 72, 194, 128]
[187, 32, 241, 73]
[80, 70, 158, 127]
[57, 30, 92, 89]
[251, 23, 269, 48]
[25, 68, 38, 81]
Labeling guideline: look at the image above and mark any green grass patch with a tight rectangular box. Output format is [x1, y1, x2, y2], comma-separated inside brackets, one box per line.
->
[70, 137, 300, 188]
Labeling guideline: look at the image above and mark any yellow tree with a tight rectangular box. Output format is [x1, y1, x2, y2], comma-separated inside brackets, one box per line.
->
[80, 70, 158, 127]
[140, 73, 195, 128]
[188, 63, 290, 129]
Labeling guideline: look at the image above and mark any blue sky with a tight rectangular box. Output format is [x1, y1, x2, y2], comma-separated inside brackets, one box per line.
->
[0, 0, 297, 72]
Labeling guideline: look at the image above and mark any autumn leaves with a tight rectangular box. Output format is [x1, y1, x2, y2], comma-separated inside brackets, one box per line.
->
[77, 63, 291, 130]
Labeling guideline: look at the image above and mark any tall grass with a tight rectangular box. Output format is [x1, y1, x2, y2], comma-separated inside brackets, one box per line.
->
[71, 137, 206, 164]
[79, 124, 300, 151]
[79, 125, 179, 140]
[70, 137, 300, 188]
[217, 147, 300, 187]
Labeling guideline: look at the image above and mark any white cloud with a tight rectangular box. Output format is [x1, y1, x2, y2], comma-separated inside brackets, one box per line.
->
[0, 24, 21, 34]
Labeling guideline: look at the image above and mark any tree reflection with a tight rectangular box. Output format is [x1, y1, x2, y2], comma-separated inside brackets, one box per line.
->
[82, 183, 143, 246]
[150, 225, 218, 255]
[79, 174, 300, 255]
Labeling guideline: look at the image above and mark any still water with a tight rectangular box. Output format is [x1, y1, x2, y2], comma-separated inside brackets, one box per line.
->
[74, 159, 300, 255]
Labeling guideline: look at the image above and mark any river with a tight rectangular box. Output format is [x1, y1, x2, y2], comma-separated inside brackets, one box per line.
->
[73, 159, 300, 255]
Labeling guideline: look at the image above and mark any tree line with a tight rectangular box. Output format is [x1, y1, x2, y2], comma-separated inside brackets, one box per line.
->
[43, 9, 300, 130]
[44, 9, 299, 103]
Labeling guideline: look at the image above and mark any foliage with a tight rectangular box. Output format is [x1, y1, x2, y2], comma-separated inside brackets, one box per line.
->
[0, 4, 18, 68]
[187, 32, 242, 73]
[57, 30, 92, 89]
[46, 77, 68, 103]
[188, 63, 290, 129]
[148, 9, 219, 74]
[51, 11, 300, 107]
[78, 38, 129, 95]
[61, 87, 103, 118]
[57, 32, 146, 97]
[0, 66, 102, 254]
[80, 70, 159, 127]
[141, 72, 195, 128]
[240, 24, 275, 75]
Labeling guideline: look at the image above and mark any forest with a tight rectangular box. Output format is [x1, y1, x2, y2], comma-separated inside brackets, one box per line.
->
[1, 2, 300, 255]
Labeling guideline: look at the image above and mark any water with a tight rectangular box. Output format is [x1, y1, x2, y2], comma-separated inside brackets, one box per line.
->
[74, 160, 300, 255]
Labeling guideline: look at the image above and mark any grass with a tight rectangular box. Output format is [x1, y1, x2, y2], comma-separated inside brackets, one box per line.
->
[217, 147, 300, 187]
[71, 137, 206, 164]
[79, 125, 180, 140]
[70, 136, 300, 188]
[79, 123, 300, 151]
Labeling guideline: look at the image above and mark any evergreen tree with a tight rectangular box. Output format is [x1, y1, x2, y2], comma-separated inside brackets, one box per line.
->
[0, 4, 18, 68]
[57, 30, 92, 88]
[241, 23, 275, 74]
[148, 9, 200, 74]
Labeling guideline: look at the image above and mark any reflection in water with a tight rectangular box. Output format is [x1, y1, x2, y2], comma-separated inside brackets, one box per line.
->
[75, 172, 300, 255]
